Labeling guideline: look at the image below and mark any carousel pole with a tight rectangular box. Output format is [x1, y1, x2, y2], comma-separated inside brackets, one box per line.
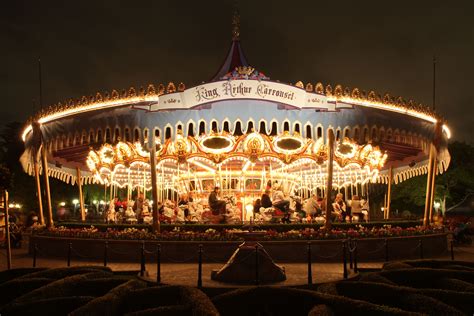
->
[41, 144, 54, 227]
[385, 166, 393, 220]
[76, 167, 86, 221]
[423, 143, 436, 227]
[428, 144, 438, 223]
[33, 160, 45, 225]
[149, 143, 160, 233]
[325, 129, 335, 230]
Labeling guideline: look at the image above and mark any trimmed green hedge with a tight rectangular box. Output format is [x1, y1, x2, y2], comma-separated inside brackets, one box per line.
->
[16, 266, 112, 280]
[434, 278, 474, 292]
[70, 279, 147, 316]
[0, 277, 54, 307]
[54, 220, 423, 232]
[0, 267, 46, 284]
[391, 259, 474, 270]
[212, 286, 413, 315]
[13, 271, 112, 303]
[308, 304, 335, 316]
[379, 268, 474, 287]
[0, 296, 94, 316]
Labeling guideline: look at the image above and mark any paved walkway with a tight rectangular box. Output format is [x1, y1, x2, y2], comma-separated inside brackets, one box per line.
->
[1, 240, 473, 287]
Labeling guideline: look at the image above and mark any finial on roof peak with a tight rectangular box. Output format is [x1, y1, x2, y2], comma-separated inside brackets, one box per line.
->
[232, 8, 240, 40]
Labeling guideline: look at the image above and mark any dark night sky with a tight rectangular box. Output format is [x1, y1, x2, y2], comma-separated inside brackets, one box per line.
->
[2, 0, 473, 143]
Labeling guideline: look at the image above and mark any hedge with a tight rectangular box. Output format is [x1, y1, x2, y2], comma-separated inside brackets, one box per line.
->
[70, 279, 147, 316]
[0, 267, 46, 284]
[390, 259, 474, 270]
[124, 305, 191, 316]
[13, 271, 112, 303]
[433, 277, 474, 292]
[212, 286, 415, 315]
[0, 296, 94, 316]
[358, 273, 396, 285]
[379, 268, 474, 287]
[319, 281, 464, 315]
[308, 304, 335, 316]
[122, 286, 218, 315]
[16, 266, 112, 280]
[0, 277, 54, 307]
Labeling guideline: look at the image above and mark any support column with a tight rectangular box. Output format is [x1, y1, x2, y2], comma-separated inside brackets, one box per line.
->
[385, 166, 393, 220]
[423, 144, 436, 227]
[150, 143, 160, 233]
[429, 146, 438, 223]
[76, 167, 86, 221]
[325, 129, 335, 230]
[41, 145, 53, 227]
[33, 160, 45, 225]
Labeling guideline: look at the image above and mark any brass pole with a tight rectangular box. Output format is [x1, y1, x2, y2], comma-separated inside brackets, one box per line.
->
[423, 144, 435, 227]
[429, 147, 438, 223]
[76, 167, 86, 221]
[34, 161, 45, 225]
[150, 143, 160, 233]
[386, 166, 393, 220]
[4, 191, 12, 269]
[41, 145, 53, 227]
[325, 129, 335, 230]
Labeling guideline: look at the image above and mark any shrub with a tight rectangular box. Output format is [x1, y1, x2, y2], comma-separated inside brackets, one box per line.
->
[434, 277, 474, 292]
[308, 304, 335, 316]
[0, 267, 46, 284]
[0, 277, 53, 307]
[0, 296, 94, 315]
[358, 273, 396, 285]
[124, 305, 192, 316]
[70, 279, 147, 316]
[13, 271, 112, 303]
[212, 286, 411, 315]
[418, 288, 474, 314]
[382, 262, 413, 270]
[379, 268, 474, 287]
[16, 266, 112, 280]
[396, 259, 474, 270]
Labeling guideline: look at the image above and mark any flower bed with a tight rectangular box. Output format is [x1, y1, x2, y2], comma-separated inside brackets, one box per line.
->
[33, 224, 445, 242]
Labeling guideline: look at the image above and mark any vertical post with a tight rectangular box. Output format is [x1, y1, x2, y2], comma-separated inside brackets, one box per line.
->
[450, 240, 454, 261]
[353, 239, 358, 273]
[384, 238, 389, 262]
[140, 241, 145, 277]
[67, 242, 72, 267]
[33, 161, 45, 225]
[255, 244, 259, 285]
[419, 239, 424, 259]
[103, 241, 108, 267]
[385, 166, 393, 220]
[325, 129, 335, 230]
[342, 240, 348, 279]
[197, 244, 203, 288]
[423, 144, 436, 227]
[156, 244, 161, 284]
[33, 243, 37, 267]
[41, 145, 53, 227]
[307, 242, 312, 285]
[349, 238, 353, 269]
[3, 191, 11, 269]
[429, 149, 438, 223]
[149, 142, 160, 233]
[76, 167, 86, 222]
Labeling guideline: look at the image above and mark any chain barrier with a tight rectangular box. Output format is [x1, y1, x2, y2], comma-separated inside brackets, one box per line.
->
[70, 246, 98, 260]
[107, 245, 137, 256]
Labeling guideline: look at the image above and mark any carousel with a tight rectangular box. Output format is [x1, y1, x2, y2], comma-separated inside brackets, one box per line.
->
[20, 13, 451, 230]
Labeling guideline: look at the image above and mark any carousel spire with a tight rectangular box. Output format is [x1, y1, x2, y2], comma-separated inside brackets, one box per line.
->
[231, 8, 240, 41]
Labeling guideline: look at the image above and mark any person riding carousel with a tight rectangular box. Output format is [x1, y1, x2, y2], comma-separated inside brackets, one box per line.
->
[208, 186, 226, 223]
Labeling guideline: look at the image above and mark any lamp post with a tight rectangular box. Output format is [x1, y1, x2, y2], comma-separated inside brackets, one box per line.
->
[434, 201, 441, 216]
[72, 199, 79, 217]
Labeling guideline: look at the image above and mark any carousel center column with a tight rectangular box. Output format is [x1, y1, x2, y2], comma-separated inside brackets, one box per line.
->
[149, 142, 160, 233]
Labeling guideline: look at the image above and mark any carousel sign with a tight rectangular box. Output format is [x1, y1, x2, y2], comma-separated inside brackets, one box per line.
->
[147, 79, 335, 112]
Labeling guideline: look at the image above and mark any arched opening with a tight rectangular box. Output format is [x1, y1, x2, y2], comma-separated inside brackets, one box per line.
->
[134, 128, 140, 142]
[114, 128, 121, 142]
[283, 121, 290, 132]
[305, 125, 312, 139]
[188, 122, 195, 137]
[317, 126, 323, 139]
[223, 121, 230, 133]
[165, 126, 172, 140]
[234, 121, 243, 136]
[294, 123, 301, 134]
[259, 121, 267, 135]
[96, 130, 103, 143]
[199, 121, 206, 135]
[270, 122, 278, 136]
[154, 128, 160, 143]
[211, 121, 218, 133]
[246, 121, 254, 133]
[105, 128, 111, 143]
[124, 128, 130, 141]
[89, 131, 95, 144]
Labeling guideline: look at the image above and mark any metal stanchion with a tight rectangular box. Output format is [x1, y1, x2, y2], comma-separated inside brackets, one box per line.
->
[103, 241, 108, 267]
[450, 240, 455, 261]
[353, 239, 358, 273]
[349, 238, 353, 269]
[67, 242, 72, 267]
[419, 239, 424, 259]
[255, 244, 259, 285]
[307, 242, 312, 285]
[140, 241, 145, 277]
[384, 238, 389, 262]
[197, 244, 203, 288]
[342, 240, 348, 279]
[32, 243, 37, 267]
[156, 244, 161, 284]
